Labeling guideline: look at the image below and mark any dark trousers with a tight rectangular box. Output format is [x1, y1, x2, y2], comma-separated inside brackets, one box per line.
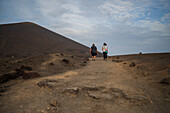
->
[103, 52, 107, 60]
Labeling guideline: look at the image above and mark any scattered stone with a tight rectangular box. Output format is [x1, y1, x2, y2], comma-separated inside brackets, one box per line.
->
[71, 56, 74, 58]
[87, 91, 100, 99]
[87, 91, 113, 100]
[62, 59, 69, 64]
[50, 99, 60, 107]
[37, 80, 53, 89]
[123, 62, 127, 64]
[82, 86, 101, 91]
[22, 71, 40, 79]
[109, 88, 125, 98]
[17, 61, 21, 63]
[45, 79, 58, 83]
[124, 94, 149, 105]
[84, 61, 87, 63]
[129, 62, 136, 67]
[60, 53, 64, 56]
[50, 63, 55, 65]
[160, 77, 170, 85]
[64, 87, 79, 95]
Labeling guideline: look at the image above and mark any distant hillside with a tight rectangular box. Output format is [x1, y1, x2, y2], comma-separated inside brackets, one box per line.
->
[0, 22, 98, 57]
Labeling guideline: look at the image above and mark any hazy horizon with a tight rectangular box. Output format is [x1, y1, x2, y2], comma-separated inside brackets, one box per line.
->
[0, 0, 170, 55]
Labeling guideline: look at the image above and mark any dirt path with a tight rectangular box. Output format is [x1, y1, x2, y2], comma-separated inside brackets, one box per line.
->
[0, 57, 169, 113]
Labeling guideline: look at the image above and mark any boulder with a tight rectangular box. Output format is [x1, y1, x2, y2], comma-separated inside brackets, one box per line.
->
[161, 77, 170, 85]
[22, 71, 40, 79]
[64, 87, 79, 95]
[37, 79, 56, 89]
[62, 59, 69, 64]
[50, 99, 60, 107]
[50, 63, 55, 65]
[129, 62, 136, 67]
[82, 86, 102, 91]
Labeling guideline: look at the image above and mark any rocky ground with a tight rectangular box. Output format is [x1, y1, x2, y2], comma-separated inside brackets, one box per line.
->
[0, 53, 170, 113]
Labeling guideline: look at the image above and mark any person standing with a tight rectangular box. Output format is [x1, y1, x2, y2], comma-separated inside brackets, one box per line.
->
[102, 43, 108, 60]
[90, 43, 97, 61]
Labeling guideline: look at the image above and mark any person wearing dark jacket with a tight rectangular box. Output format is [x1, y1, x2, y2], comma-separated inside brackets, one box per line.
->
[90, 43, 97, 61]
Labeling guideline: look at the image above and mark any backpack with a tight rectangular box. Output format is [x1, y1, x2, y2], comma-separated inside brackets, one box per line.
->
[91, 46, 97, 53]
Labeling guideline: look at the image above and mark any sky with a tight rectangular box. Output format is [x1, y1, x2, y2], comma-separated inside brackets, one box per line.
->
[0, 0, 170, 55]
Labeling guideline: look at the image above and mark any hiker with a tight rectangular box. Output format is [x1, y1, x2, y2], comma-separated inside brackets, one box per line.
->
[102, 43, 108, 60]
[90, 43, 97, 61]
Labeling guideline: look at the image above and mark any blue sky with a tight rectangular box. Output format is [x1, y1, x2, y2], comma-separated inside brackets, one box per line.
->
[0, 0, 170, 55]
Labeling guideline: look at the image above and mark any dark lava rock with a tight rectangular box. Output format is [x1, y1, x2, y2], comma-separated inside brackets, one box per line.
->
[37, 79, 56, 89]
[82, 86, 101, 91]
[124, 94, 149, 105]
[129, 62, 136, 67]
[22, 71, 40, 79]
[84, 61, 87, 63]
[50, 63, 55, 65]
[64, 87, 79, 95]
[87, 91, 100, 99]
[20, 65, 32, 71]
[60, 53, 64, 56]
[62, 59, 69, 64]
[45, 79, 58, 83]
[161, 77, 170, 85]
[0, 71, 21, 84]
[109, 88, 125, 98]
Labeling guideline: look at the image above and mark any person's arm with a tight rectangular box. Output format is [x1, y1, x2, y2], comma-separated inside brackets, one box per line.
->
[90, 48, 92, 54]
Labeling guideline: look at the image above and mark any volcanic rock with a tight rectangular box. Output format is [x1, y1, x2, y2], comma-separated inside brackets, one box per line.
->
[161, 77, 170, 85]
[0, 71, 21, 83]
[129, 62, 136, 67]
[22, 71, 40, 79]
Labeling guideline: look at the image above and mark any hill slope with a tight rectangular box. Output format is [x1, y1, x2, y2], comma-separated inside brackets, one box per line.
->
[0, 22, 95, 57]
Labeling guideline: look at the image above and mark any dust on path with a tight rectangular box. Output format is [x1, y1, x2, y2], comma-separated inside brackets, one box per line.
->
[0, 57, 169, 113]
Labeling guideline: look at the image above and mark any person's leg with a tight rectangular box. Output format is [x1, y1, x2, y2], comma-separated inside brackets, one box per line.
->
[106, 53, 107, 59]
[103, 52, 106, 60]
[103, 52, 105, 60]
[94, 56, 96, 61]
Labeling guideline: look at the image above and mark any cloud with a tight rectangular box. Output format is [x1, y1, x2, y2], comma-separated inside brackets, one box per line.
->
[0, 0, 170, 55]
